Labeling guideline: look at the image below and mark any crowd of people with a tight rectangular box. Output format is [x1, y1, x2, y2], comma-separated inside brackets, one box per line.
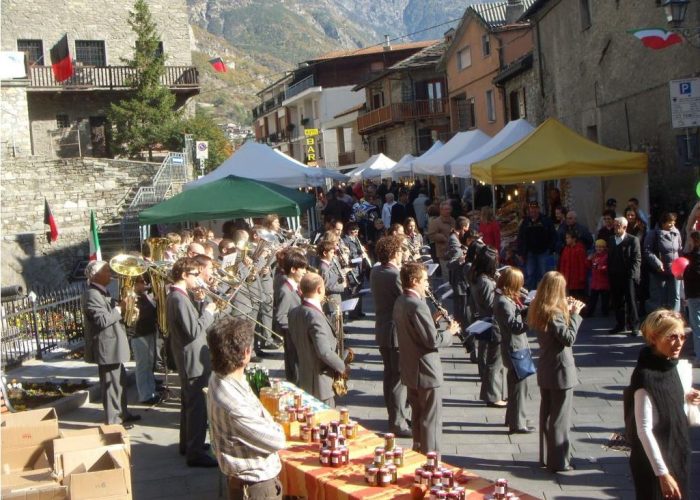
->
[78, 183, 700, 499]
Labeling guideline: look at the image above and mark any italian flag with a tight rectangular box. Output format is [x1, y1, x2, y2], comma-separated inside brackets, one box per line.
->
[628, 28, 683, 50]
[89, 210, 102, 261]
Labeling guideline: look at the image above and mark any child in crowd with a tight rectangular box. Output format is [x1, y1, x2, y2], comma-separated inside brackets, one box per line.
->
[586, 239, 610, 317]
[558, 230, 587, 301]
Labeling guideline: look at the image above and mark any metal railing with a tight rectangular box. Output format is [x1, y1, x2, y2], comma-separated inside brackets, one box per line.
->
[1, 284, 87, 368]
[129, 152, 189, 211]
[29, 65, 199, 90]
[357, 98, 449, 134]
[284, 75, 316, 101]
[338, 150, 356, 166]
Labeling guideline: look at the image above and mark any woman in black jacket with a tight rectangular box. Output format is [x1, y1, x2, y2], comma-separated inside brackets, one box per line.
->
[683, 230, 700, 366]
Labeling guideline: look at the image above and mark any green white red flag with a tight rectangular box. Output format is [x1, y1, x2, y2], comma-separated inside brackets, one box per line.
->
[89, 210, 102, 261]
[628, 28, 683, 50]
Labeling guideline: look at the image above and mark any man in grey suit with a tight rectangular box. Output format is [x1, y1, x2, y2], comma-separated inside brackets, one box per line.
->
[273, 250, 307, 383]
[318, 239, 346, 315]
[370, 235, 411, 437]
[166, 257, 218, 467]
[82, 261, 140, 428]
[288, 272, 347, 407]
[393, 262, 460, 453]
[445, 216, 470, 327]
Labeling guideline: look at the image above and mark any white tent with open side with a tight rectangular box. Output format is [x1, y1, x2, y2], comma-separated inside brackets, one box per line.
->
[348, 153, 397, 180]
[383, 140, 444, 179]
[271, 148, 349, 182]
[185, 141, 326, 190]
[412, 130, 491, 176]
[448, 119, 535, 178]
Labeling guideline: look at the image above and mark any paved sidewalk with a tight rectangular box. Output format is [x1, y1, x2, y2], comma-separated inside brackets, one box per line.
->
[8, 304, 700, 499]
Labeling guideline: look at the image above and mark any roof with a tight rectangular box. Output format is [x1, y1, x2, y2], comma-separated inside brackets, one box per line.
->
[307, 40, 436, 62]
[520, 0, 548, 20]
[472, 0, 537, 29]
[333, 102, 365, 119]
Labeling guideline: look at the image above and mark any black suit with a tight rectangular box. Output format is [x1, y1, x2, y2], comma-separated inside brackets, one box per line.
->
[608, 233, 641, 331]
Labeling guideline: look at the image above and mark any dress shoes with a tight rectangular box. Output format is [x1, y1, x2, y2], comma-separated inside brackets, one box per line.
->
[509, 426, 535, 434]
[486, 401, 508, 408]
[187, 455, 218, 468]
[122, 413, 141, 423]
[390, 427, 413, 438]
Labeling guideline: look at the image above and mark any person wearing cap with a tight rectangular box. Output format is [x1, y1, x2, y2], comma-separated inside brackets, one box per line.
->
[517, 201, 557, 290]
[81, 260, 141, 428]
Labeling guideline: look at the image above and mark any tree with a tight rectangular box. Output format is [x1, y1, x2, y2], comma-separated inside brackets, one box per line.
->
[164, 114, 233, 172]
[108, 0, 177, 161]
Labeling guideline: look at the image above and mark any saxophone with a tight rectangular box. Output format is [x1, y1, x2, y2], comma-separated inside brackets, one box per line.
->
[332, 302, 353, 397]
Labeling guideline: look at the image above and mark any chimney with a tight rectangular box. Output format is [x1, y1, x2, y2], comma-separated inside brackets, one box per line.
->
[383, 34, 391, 52]
[444, 28, 455, 44]
[505, 0, 524, 24]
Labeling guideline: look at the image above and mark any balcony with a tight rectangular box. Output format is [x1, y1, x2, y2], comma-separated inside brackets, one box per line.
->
[338, 150, 356, 167]
[357, 98, 449, 134]
[28, 65, 199, 91]
[284, 75, 315, 101]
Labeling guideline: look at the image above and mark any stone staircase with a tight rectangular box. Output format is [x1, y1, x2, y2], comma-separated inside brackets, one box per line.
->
[98, 152, 190, 258]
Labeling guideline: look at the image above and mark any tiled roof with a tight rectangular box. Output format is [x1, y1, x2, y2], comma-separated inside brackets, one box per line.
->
[389, 41, 447, 71]
[307, 40, 437, 62]
[471, 0, 537, 29]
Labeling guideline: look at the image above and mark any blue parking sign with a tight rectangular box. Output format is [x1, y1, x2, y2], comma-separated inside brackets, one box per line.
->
[680, 81, 692, 95]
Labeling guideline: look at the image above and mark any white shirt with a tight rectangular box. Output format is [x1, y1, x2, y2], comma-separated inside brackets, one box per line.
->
[381, 201, 395, 228]
[614, 233, 624, 246]
[305, 297, 323, 311]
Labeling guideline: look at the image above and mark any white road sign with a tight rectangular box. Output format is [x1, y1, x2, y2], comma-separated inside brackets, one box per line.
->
[196, 141, 209, 160]
[670, 78, 700, 129]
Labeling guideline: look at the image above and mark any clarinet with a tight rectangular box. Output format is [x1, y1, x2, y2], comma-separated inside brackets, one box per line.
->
[425, 288, 469, 347]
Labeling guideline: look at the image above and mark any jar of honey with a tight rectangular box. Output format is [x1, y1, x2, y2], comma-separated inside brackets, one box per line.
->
[339, 407, 350, 424]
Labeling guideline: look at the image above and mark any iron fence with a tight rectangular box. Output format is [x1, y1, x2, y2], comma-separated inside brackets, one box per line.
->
[1, 283, 87, 368]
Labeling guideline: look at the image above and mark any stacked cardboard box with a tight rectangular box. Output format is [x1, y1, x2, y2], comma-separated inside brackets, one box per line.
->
[1, 409, 132, 499]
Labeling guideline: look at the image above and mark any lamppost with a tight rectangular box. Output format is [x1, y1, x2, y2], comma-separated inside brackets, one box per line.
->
[662, 0, 700, 47]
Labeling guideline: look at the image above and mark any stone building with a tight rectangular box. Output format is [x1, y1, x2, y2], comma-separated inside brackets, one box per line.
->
[0, 0, 199, 159]
[521, 0, 700, 213]
[441, 0, 535, 135]
[353, 41, 450, 161]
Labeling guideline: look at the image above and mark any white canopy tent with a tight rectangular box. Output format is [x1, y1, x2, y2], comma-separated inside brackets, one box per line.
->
[448, 119, 535, 178]
[412, 130, 491, 176]
[383, 140, 445, 180]
[271, 148, 349, 182]
[348, 153, 397, 180]
[185, 141, 326, 190]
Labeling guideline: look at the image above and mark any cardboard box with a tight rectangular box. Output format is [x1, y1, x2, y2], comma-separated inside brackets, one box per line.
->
[1, 409, 60, 450]
[58, 425, 130, 450]
[64, 450, 131, 500]
[53, 432, 130, 481]
[1, 469, 67, 499]
[1, 443, 52, 473]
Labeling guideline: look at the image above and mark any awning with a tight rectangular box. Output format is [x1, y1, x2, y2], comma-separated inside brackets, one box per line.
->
[413, 130, 491, 176]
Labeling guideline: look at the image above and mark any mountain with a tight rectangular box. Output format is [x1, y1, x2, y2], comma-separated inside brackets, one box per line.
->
[185, 0, 482, 124]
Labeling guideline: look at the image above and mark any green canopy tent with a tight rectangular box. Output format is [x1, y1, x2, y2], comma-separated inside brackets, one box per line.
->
[138, 175, 315, 225]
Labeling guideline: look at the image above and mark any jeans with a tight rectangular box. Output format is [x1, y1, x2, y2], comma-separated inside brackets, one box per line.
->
[648, 273, 681, 312]
[131, 334, 156, 402]
[525, 252, 549, 290]
[687, 297, 700, 362]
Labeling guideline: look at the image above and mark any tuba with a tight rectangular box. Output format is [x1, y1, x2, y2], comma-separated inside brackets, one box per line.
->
[145, 237, 170, 262]
[332, 302, 353, 397]
[148, 262, 172, 336]
[109, 254, 149, 328]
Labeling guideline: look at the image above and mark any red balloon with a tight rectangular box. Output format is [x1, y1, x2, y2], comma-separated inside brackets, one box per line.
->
[671, 257, 690, 278]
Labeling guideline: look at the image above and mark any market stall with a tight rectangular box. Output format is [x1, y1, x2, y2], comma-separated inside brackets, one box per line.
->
[347, 153, 397, 181]
[383, 140, 445, 180]
[412, 130, 491, 177]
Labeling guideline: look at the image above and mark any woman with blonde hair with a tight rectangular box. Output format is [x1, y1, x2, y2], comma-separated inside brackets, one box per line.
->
[528, 271, 585, 472]
[626, 309, 700, 500]
[494, 267, 533, 433]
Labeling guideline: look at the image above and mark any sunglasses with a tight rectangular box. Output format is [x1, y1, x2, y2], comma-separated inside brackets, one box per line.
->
[187, 271, 200, 277]
[665, 332, 687, 343]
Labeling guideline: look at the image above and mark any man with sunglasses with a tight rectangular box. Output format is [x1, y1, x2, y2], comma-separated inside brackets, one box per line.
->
[166, 257, 218, 467]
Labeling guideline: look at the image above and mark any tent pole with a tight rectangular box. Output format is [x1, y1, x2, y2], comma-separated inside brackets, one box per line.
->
[492, 185, 496, 212]
[471, 178, 476, 211]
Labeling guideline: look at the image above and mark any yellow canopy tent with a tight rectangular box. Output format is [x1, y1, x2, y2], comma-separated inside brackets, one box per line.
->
[471, 118, 648, 184]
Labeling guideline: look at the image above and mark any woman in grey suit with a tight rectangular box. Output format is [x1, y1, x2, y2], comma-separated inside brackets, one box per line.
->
[528, 271, 585, 472]
[494, 267, 533, 434]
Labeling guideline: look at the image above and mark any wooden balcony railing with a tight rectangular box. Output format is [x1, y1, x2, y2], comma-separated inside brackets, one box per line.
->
[357, 98, 448, 134]
[338, 150, 356, 167]
[29, 65, 199, 90]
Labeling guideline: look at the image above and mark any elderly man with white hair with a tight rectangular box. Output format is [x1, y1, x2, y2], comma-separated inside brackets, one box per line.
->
[81, 260, 140, 427]
[381, 192, 396, 229]
[607, 216, 642, 336]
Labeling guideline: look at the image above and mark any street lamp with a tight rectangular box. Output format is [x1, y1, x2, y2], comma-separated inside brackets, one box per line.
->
[663, 0, 689, 27]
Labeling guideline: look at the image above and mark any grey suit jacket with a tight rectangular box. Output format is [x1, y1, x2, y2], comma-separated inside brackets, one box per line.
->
[273, 280, 301, 330]
[393, 292, 453, 389]
[493, 294, 530, 370]
[535, 312, 582, 390]
[445, 233, 468, 295]
[469, 273, 500, 342]
[370, 264, 402, 348]
[81, 285, 130, 365]
[320, 259, 345, 295]
[288, 301, 345, 401]
[166, 288, 215, 379]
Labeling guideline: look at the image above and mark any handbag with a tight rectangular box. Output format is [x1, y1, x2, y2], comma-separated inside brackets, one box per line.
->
[509, 346, 536, 380]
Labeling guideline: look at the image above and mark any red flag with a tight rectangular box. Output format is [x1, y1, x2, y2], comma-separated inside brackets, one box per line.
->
[208, 57, 227, 73]
[44, 198, 59, 243]
[50, 35, 74, 82]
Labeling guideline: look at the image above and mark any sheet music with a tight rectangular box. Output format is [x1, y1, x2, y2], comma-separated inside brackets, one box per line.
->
[426, 263, 440, 276]
[466, 320, 492, 334]
[341, 298, 359, 312]
[351, 257, 363, 264]
[358, 288, 372, 295]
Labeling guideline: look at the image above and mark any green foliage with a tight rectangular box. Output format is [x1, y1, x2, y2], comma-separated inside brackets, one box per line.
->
[108, 0, 178, 160]
[164, 114, 233, 172]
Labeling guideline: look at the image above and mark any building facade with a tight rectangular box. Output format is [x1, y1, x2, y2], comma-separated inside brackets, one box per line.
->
[0, 0, 199, 159]
[523, 0, 700, 211]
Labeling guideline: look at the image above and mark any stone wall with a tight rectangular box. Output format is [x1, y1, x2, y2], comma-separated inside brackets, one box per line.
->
[0, 81, 32, 158]
[1, 157, 159, 291]
[1, 0, 192, 66]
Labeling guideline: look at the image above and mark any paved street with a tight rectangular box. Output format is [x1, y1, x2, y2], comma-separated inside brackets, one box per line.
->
[22, 296, 700, 499]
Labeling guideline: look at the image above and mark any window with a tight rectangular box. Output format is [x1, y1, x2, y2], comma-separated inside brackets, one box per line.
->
[580, 0, 592, 30]
[155, 41, 164, 58]
[457, 46, 471, 70]
[481, 34, 491, 57]
[454, 95, 476, 130]
[376, 136, 387, 155]
[425, 80, 444, 113]
[676, 132, 699, 167]
[371, 90, 384, 110]
[417, 128, 433, 153]
[586, 125, 598, 142]
[75, 40, 106, 66]
[486, 89, 496, 122]
[56, 114, 70, 129]
[509, 88, 527, 120]
[17, 39, 44, 65]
